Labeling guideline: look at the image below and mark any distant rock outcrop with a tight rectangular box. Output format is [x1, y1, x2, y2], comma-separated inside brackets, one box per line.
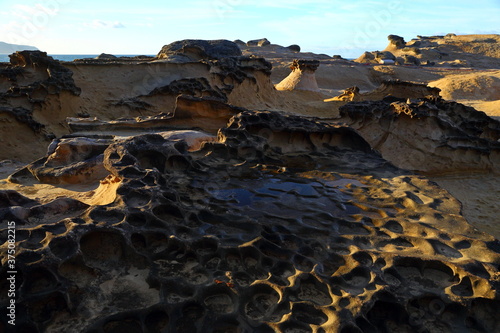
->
[387, 34, 406, 48]
[287, 44, 301, 52]
[275, 59, 320, 92]
[95, 53, 117, 59]
[355, 50, 396, 64]
[156, 39, 242, 61]
[246, 38, 271, 47]
[355, 34, 500, 68]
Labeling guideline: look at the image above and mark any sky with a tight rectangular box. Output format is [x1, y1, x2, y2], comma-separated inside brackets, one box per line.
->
[0, 0, 499, 58]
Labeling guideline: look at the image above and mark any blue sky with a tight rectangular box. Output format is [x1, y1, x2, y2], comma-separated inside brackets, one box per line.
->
[0, 0, 499, 57]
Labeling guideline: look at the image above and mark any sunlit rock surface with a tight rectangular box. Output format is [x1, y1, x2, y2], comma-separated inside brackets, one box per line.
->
[275, 59, 320, 92]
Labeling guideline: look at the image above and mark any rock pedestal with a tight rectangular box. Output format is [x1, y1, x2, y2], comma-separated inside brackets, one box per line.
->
[275, 59, 320, 92]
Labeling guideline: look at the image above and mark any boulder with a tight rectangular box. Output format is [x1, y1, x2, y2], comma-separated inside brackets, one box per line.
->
[95, 53, 117, 59]
[287, 44, 301, 52]
[402, 54, 421, 65]
[375, 51, 396, 60]
[355, 51, 395, 64]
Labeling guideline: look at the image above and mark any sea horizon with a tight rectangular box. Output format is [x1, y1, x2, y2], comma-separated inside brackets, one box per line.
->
[0, 54, 155, 62]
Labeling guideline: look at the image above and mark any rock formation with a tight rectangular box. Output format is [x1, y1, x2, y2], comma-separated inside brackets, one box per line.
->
[275, 59, 320, 92]
[95, 53, 117, 60]
[354, 50, 397, 65]
[157, 39, 242, 61]
[0, 49, 277, 161]
[287, 44, 301, 52]
[355, 34, 500, 68]
[325, 80, 441, 103]
[246, 38, 271, 47]
[387, 34, 406, 49]
[1, 38, 500, 332]
[339, 96, 500, 173]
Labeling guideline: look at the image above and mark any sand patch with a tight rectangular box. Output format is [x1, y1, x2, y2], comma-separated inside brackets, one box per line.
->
[429, 70, 500, 100]
[430, 173, 500, 240]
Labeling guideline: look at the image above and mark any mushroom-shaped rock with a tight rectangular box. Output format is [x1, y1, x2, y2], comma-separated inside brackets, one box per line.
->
[157, 39, 242, 61]
[275, 59, 320, 92]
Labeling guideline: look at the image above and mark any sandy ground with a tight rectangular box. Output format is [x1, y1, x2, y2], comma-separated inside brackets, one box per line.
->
[431, 173, 500, 240]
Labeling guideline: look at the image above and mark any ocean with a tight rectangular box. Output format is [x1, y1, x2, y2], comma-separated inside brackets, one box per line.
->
[0, 54, 154, 62]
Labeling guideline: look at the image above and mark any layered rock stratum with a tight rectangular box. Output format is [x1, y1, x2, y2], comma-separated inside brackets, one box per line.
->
[0, 36, 500, 332]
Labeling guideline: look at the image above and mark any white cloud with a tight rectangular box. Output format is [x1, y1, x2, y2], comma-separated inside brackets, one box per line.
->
[84, 20, 126, 29]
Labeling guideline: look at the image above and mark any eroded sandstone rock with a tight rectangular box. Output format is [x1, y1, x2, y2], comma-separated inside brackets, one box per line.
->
[339, 96, 500, 173]
[1, 109, 499, 332]
[8, 50, 81, 96]
[9, 137, 111, 185]
[326, 80, 441, 102]
[156, 39, 242, 61]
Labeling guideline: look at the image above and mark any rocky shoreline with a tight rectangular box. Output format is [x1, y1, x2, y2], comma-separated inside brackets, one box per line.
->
[1, 36, 499, 332]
